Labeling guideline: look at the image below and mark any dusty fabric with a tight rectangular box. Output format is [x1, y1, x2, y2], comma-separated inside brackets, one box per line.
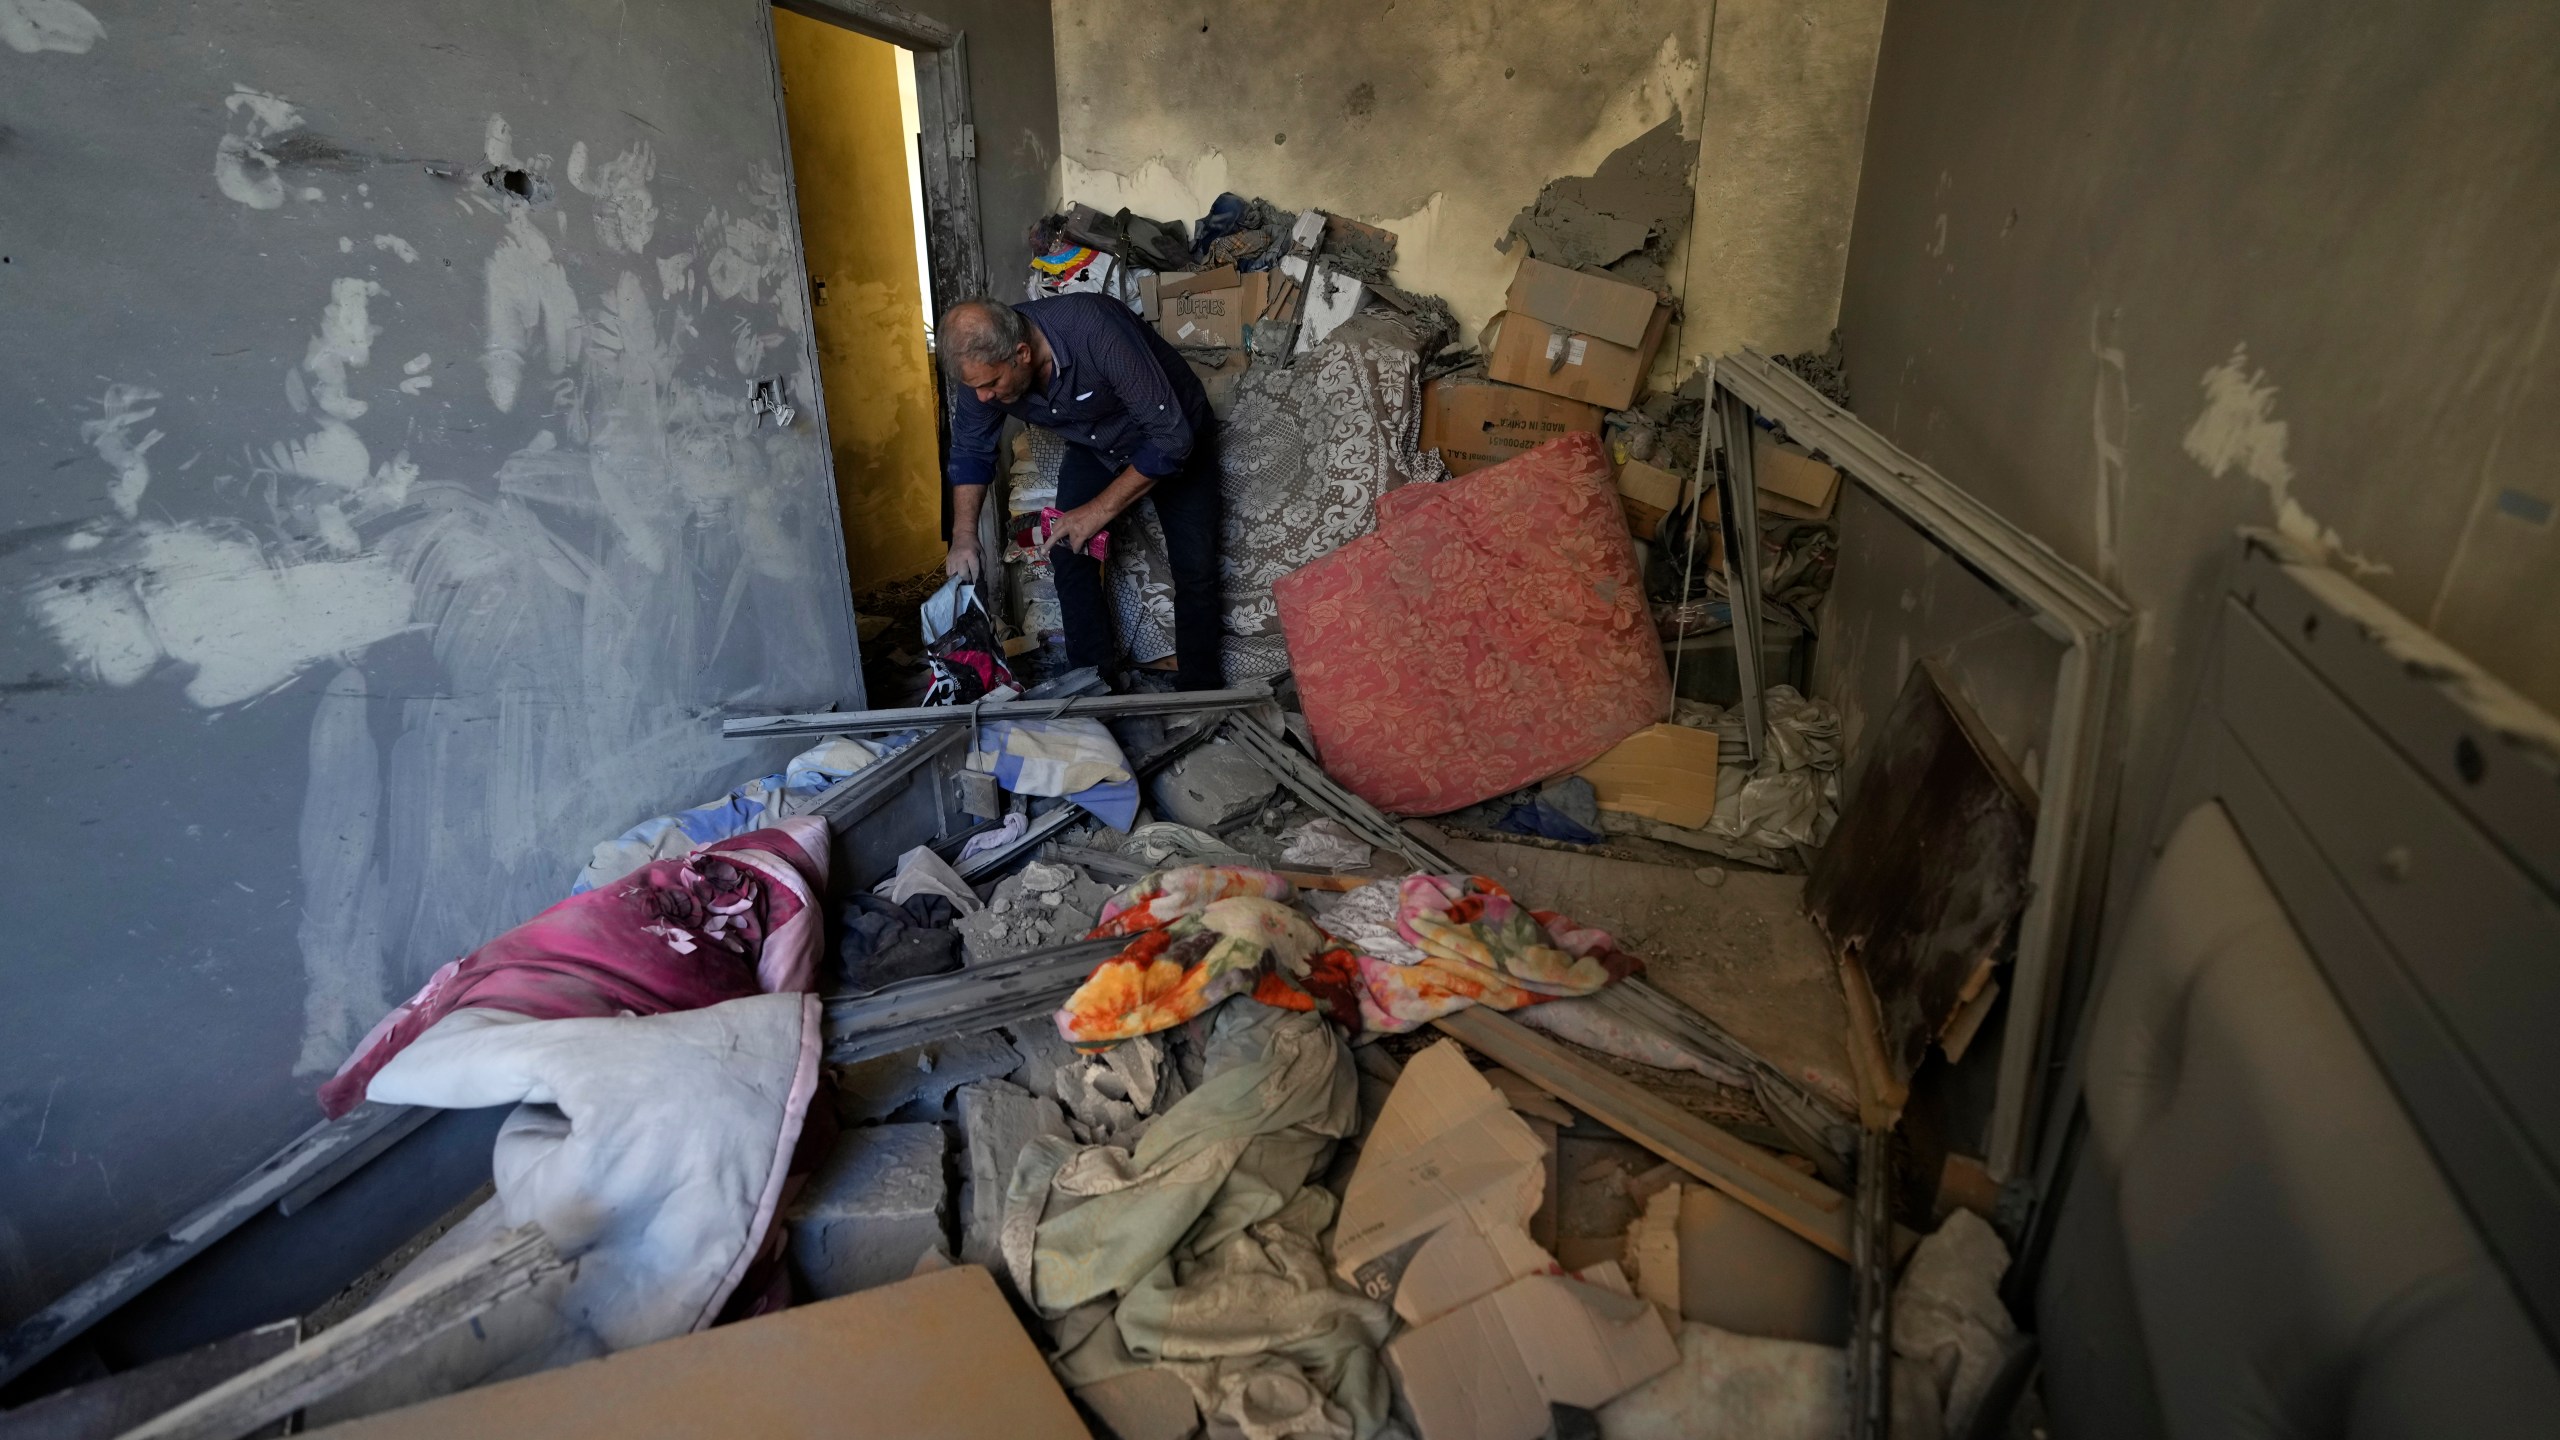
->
[1599, 1321, 1942, 1440]
[316, 993, 822, 1422]
[1892, 1209, 2021, 1437]
[572, 736, 885, 894]
[1055, 867, 1330, 1045]
[1094, 313, 1445, 681]
[1057, 867, 1639, 1044]
[1275, 430, 1670, 815]
[320, 817, 829, 1118]
[1329, 875, 1642, 1034]
[1007, 1003, 1393, 1439]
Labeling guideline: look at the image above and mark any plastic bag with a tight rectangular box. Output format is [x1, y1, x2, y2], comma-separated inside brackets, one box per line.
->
[920, 577, 1018, 707]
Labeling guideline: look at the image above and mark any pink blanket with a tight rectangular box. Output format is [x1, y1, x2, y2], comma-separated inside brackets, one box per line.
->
[319, 816, 830, 1118]
[1273, 431, 1670, 814]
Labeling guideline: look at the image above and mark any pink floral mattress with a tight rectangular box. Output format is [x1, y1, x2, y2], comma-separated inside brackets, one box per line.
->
[1274, 430, 1670, 814]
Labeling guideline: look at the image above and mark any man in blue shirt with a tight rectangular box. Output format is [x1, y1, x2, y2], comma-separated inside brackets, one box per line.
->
[938, 295, 1223, 691]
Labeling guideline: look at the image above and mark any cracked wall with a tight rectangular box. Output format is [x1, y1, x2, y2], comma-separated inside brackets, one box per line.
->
[1050, 0, 1887, 372]
[1838, 0, 2560, 899]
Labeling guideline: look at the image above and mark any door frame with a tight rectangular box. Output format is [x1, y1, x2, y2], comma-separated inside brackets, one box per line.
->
[773, 0, 991, 316]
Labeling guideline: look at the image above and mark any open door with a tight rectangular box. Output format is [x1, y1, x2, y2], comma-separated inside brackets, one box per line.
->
[773, 8, 944, 596]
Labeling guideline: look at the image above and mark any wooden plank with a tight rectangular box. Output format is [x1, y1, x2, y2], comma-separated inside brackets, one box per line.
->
[0, 1105, 417, 1388]
[1431, 1007, 1855, 1262]
[115, 1225, 564, 1440]
[0, 1323, 297, 1440]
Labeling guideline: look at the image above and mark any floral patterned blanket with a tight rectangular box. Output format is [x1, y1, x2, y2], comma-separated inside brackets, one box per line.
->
[1273, 429, 1671, 815]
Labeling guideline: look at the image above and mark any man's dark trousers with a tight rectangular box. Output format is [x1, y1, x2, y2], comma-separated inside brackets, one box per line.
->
[1049, 429, 1224, 691]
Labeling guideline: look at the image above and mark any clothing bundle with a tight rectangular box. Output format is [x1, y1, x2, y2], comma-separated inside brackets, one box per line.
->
[1053, 864, 1641, 1047]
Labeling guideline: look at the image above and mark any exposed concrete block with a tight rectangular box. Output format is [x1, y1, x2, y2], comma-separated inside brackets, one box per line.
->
[832, 1030, 1024, 1123]
[1146, 742, 1277, 830]
[955, 1079, 1070, 1271]
[786, 1122, 949, 1300]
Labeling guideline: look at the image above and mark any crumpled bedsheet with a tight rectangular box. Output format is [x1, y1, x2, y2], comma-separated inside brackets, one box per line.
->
[1005, 1002, 1396, 1440]
[305, 991, 823, 1425]
[1053, 865, 1641, 1044]
[573, 737, 891, 893]
[319, 817, 830, 1118]
[1274, 429, 1671, 815]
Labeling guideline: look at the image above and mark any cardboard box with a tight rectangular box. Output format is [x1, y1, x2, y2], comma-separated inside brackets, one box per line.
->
[1154, 266, 1267, 350]
[1483, 256, 1671, 410]
[1615, 458, 1686, 539]
[1421, 376, 1605, 477]
[307, 1265, 1086, 1439]
[1751, 431, 1841, 520]
[1576, 723, 1721, 830]
[1386, 1271, 1682, 1440]
[1333, 1040, 1556, 1326]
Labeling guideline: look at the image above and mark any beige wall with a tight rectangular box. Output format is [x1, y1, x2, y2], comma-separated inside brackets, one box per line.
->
[778, 9, 945, 588]
[1050, 0, 1887, 375]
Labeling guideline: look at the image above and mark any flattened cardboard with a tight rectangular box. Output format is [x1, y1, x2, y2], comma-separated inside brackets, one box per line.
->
[1333, 1040, 1555, 1325]
[1155, 265, 1241, 300]
[1386, 1272, 1681, 1440]
[308, 1265, 1086, 1439]
[1575, 723, 1721, 830]
[1751, 431, 1841, 520]
[1615, 458, 1686, 539]
[1421, 377, 1605, 477]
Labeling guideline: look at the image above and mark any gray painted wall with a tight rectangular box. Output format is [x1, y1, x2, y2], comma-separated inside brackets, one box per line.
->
[1838, 0, 2560, 896]
[0, 0, 863, 1329]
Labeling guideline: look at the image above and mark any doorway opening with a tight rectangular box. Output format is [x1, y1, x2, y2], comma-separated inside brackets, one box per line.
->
[771, 4, 955, 619]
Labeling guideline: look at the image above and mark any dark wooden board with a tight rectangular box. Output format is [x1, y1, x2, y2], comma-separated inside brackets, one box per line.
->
[1805, 659, 2035, 1087]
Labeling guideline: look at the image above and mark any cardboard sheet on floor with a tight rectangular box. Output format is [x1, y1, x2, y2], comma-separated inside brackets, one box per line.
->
[303, 1266, 1086, 1439]
[1333, 1040, 1555, 1325]
[1576, 723, 1720, 830]
[1275, 431, 1671, 815]
[1387, 1269, 1681, 1440]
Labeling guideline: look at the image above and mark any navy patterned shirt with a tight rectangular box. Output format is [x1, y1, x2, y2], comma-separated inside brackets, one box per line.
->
[943, 293, 1212, 490]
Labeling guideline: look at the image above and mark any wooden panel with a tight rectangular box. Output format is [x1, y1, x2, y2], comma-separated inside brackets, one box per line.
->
[1806, 659, 2034, 1087]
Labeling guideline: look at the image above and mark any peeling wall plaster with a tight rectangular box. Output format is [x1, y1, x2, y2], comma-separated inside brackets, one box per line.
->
[0, 1, 856, 1329]
[0, 0, 101, 55]
[1838, 0, 2560, 937]
[1051, 1, 1886, 368]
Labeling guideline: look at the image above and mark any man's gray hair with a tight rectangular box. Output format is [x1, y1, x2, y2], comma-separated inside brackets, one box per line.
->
[940, 297, 1026, 372]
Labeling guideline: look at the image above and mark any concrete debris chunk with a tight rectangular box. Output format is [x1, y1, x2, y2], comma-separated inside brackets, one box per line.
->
[956, 865, 1114, 963]
[785, 1123, 949, 1301]
[1146, 741, 1278, 830]
[832, 1030, 1024, 1123]
[955, 1079, 1071, 1271]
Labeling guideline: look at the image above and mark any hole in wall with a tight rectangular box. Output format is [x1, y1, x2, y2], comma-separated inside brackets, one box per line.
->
[481, 166, 550, 205]
[2455, 735, 2486, 785]
[2300, 613, 2319, 643]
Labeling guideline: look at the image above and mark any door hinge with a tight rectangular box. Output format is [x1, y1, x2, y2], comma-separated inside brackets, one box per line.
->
[952, 123, 976, 162]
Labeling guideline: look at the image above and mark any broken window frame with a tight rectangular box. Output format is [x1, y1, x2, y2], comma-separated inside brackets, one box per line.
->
[1707, 348, 2136, 1182]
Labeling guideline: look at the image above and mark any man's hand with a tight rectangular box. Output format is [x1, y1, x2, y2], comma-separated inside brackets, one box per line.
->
[1047, 503, 1110, 560]
[944, 537, 983, 584]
